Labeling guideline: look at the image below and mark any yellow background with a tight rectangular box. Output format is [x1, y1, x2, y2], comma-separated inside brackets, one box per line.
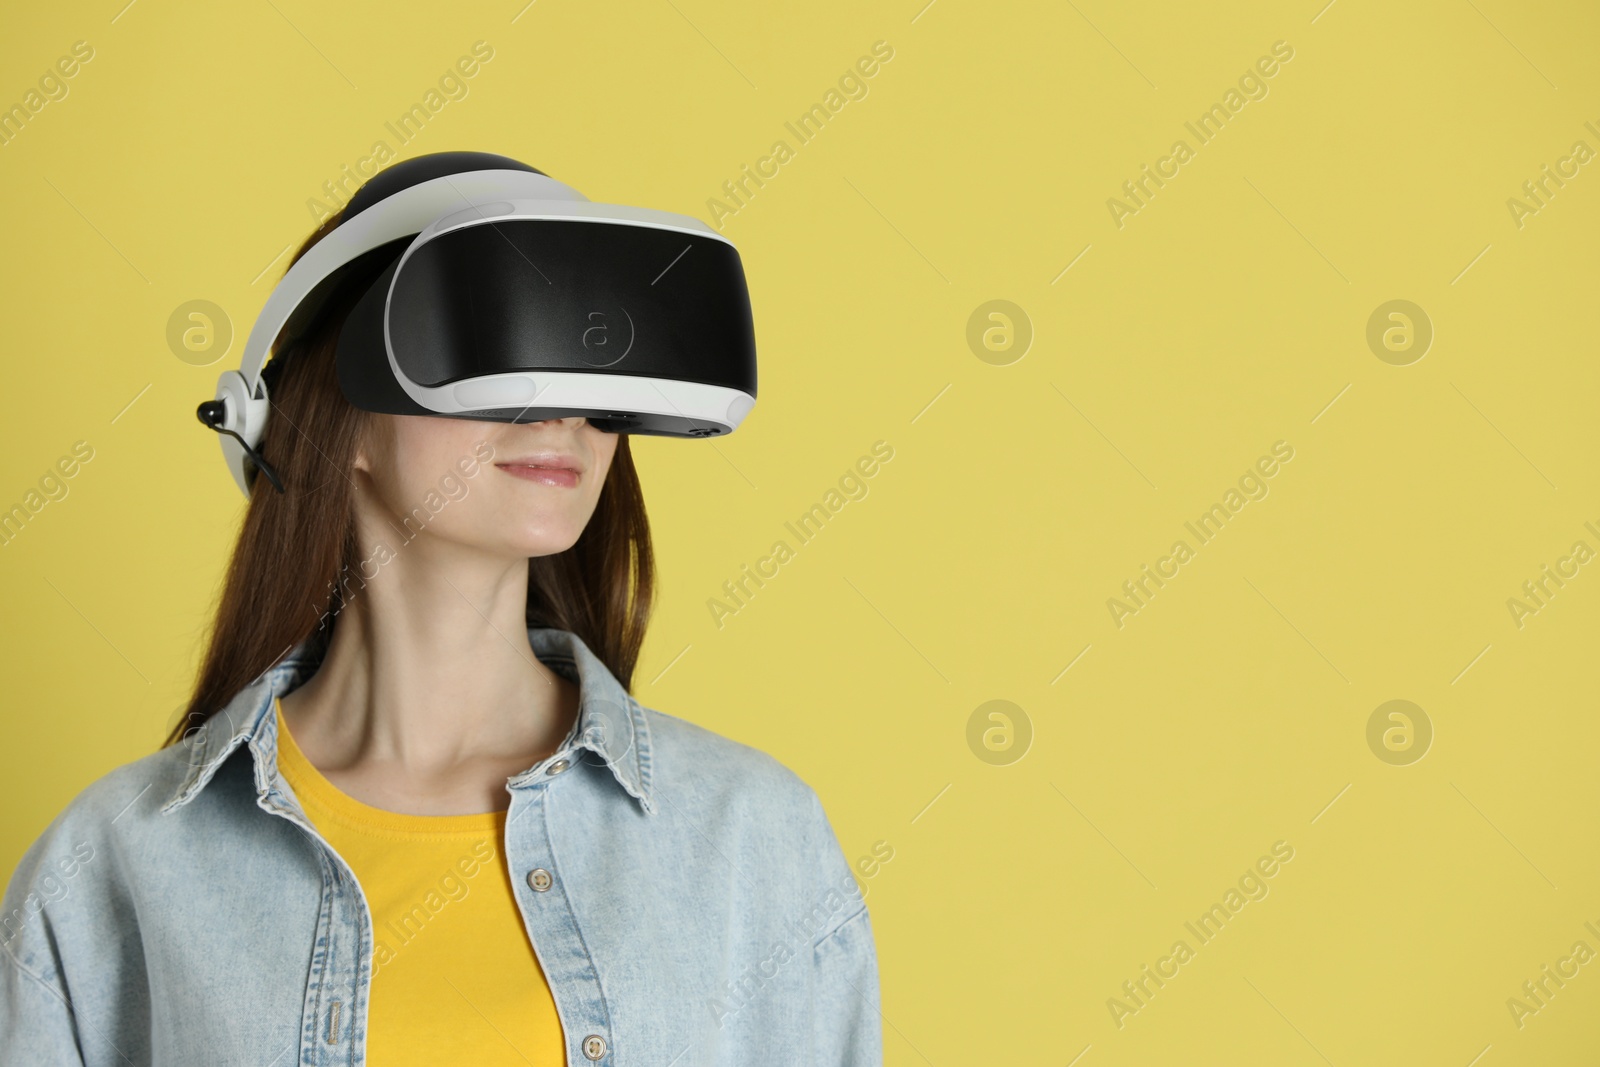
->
[2, 1, 1597, 1063]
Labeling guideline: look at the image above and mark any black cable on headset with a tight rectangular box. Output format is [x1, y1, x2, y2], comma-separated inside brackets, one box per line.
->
[194, 400, 286, 494]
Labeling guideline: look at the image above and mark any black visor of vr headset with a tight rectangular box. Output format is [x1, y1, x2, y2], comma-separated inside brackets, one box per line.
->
[197, 151, 758, 496]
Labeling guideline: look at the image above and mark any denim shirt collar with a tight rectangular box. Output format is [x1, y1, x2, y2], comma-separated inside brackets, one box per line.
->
[160, 626, 657, 816]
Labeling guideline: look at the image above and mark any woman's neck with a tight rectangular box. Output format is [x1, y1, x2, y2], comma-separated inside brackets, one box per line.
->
[276, 547, 578, 816]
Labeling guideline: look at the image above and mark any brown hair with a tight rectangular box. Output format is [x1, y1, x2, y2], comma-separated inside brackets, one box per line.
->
[163, 211, 655, 748]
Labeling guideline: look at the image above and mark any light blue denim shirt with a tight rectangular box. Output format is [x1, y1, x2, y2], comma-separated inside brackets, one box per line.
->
[0, 627, 881, 1065]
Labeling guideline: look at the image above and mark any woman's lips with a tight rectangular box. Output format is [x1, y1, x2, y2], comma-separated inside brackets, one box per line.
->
[496, 463, 579, 488]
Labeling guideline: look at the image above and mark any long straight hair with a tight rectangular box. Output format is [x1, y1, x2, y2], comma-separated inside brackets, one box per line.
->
[164, 210, 656, 748]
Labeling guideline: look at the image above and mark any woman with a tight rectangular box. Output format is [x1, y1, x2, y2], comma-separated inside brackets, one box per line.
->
[0, 155, 881, 1065]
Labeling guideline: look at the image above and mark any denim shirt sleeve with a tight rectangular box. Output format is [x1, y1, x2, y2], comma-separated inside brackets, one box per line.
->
[0, 805, 93, 1064]
[815, 907, 880, 1064]
[1, 749, 177, 1067]
[805, 788, 884, 1066]
[0, 933, 84, 1064]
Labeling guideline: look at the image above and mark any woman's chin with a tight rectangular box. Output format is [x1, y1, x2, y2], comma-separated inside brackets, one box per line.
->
[495, 528, 586, 560]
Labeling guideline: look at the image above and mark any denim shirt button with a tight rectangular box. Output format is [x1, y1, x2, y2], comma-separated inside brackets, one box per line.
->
[546, 758, 570, 776]
[526, 868, 553, 892]
[582, 1033, 608, 1060]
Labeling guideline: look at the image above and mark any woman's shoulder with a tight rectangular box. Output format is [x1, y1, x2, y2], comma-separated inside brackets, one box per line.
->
[5, 741, 198, 876]
[632, 701, 870, 940]
[1, 742, 199, 974]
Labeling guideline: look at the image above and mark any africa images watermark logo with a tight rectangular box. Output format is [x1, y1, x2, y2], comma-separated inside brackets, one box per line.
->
[304, 41, 497, 224]
[1106, 840, 1296, 1029]
[315, 441, 497, 631]
[707, 440, 895, 629]
[1106, 440, 1296, 628]
[1105, 40, 1296, 230]
[0, 441, 96, 549]
[1504, 119, 1600, 231]
[1504, 518, 1598, 629]
[0, 40, 95, 149]
[706, 868, 870, 1029]
[371, 839, 496, 976]
[0, 841, 96, 946]
[704, 40, 895, 230]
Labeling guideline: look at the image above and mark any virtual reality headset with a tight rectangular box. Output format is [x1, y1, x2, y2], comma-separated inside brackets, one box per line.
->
[197, 151, 759, 496]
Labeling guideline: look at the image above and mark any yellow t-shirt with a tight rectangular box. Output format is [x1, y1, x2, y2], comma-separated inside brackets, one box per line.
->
[274, 699, 567, 1065]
